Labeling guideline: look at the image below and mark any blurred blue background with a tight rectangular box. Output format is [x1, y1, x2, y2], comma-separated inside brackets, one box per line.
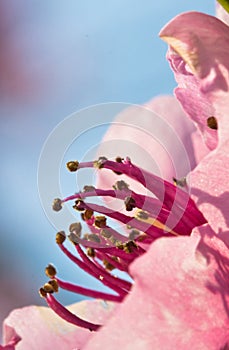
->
[0, 0, 214, 334]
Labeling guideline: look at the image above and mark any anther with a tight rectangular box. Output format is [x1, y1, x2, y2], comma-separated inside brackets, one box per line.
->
[83, 185, 96, 192]
[66, 161, 79, 172]
[103, 260, 115, 271]
[113, 156, 123, 175]
[136, 210, 149, 220]
[123, 241, 138, 253]
[173, 177, 187, 187]
[83, 209, 94, 221]
[101, 228, 112, 238]
[73, 199, 85, 211]
[69, 222, 82, 237]
[48, 279, 59, 293]
[129, 229, 141, 240]
[94, 156, 108, 169]
[115, 156, 124, 163]
[68, 232, 80, 245]
[124, 196, 136, 211]
[94, 215, 107, 228]
[207, 116, 218, 130]
[43, 282, 55, 294]
[84, 233, 101, 243]
[56, 231, 66, 244]
[45, 264, 57, 278]
[52, 198, 63, 212]
[39, 287, 47, 298]
[113, 180, 129, 191]
[87, 247, 96, 258]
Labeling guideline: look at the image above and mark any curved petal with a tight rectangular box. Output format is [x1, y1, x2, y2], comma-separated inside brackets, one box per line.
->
[189, 139, 229, 234]
[1, 300, 115, 350]
[216, 2, 229, 25]
[160, 12, 229, 150]
[84, 228, 229, 350]
[97, 95, 209, 194]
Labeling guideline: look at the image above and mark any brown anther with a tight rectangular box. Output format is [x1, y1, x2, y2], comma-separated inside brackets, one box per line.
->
[101, 228, 112, 238]
[116, 242, 124, 250]
[124, 196, 136, 211]
[113, 180, 129, 191]
[73, 199, 85, 211]
[83, 185, 96, 192]
[81, 213, 86, 221]
[39, 287, 47, 298]
[112, 156, 123, 175]
[43, 282, 55, 293]
[83, 209, 94, 221]
[137, 233, 147, 242]
[126, 224, 133, 229]
[69, 222, 82, 237]
[129, 229, 140, 240]
[123, 241, 138, 253]
[87, 247, 96, 258]
[94, 157, 108, 169]
[68, 232, 80, 244]
[110, 237, 120, 245]
[45, 264, 57, 278]
[48, 279, 59, 293]
[66, 161, 79, 172]
[115, 156, 123, 163]
[173, 177, 187, 187]
[94, 216, 107, 228]
[136, 210, 149, 220]
[103, 260, 115, 271]
[52, 198, 63, 212]
[56, 231, 66, 244]
[207, 116, 218, 130]
[85, 234, 101, 243]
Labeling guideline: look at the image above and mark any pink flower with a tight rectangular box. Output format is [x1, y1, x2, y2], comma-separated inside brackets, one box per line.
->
[2, 9, 229, 350]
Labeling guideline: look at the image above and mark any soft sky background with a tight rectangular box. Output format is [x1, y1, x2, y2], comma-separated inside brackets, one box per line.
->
[0, 0, 214, 335]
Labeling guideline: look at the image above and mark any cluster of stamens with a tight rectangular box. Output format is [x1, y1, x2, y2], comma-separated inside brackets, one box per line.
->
[40, 156, 206, 331]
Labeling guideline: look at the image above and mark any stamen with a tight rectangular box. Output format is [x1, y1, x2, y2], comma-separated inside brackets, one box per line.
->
[54, 276, 123, 302]
[45, 293, 100, 331]
[43, 156, 207, 331]
[57, 240, 130, 296]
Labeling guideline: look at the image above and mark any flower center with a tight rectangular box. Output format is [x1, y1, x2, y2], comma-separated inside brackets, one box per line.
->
[40, 156, 207, 331]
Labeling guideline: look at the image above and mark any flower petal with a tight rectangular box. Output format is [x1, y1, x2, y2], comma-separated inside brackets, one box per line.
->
[97, 95, 209, 193]
[84, 228, 229, 349]
[160, 12, 229, 150]
[1, 300, 115, 350]
[216, 2, 229, 25]
[189, 139, 229, 234]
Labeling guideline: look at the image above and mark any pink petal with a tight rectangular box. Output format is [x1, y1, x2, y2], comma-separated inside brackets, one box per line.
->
[160, 12, 229, 150]
[216, 3, 229, 26]
[85, 228, 229, 350]
[97, 95, 208, 194]
[2, 300, 115, 350]
[189, 139, 229, 234]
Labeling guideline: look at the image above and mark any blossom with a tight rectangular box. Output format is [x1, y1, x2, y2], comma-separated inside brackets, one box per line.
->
[83, 10, 229, 350]
[1, 8, 229, 350]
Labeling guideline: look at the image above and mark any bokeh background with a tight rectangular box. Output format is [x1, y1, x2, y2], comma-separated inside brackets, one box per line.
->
[0, 0, 214, 337]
